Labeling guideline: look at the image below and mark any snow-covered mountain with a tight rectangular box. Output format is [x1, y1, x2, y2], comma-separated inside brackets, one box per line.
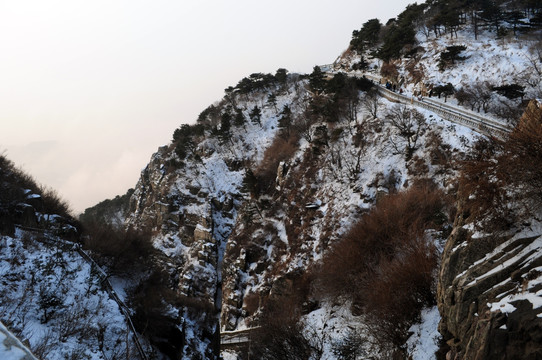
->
[0, 155, 158, 359]
[2, 1, 542, 359]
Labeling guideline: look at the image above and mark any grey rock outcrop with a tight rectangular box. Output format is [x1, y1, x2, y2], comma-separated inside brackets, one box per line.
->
[438, 218, 542, 359]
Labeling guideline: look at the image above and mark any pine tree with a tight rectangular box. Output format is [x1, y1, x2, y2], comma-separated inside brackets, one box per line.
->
[350, 18, 382, 52]
[249, 106, 262, 126]
[480, 0, 503, 32]
[275, 68, 288, 84]
[439, 45, 467, 70]
[234, 108, 246, 127]
[173, 124, 195, 161]
[267, 93, 278, 111]
[278, 105, 292, 137]
[220, 112, 232, 144]
[309, 66, 327, 94]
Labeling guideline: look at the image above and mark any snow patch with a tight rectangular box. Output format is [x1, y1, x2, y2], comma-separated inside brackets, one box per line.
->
[407, 306, 442, 360]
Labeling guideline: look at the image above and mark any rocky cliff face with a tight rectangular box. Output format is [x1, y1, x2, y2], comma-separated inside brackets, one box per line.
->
[105, 10, 542, 357]
[437, 108, 542, 360]
[119, 66, 481, 358]
[122, 77, 311, 357]
[438, 213, 542, 359]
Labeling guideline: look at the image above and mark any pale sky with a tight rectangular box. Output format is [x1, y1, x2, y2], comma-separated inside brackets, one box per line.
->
[0, 0, 414, 214]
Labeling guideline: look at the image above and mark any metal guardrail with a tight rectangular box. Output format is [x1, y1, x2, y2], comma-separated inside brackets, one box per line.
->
[220, 327, 259, 346]
[346, 71, 511, 138]
[0, 321, 39, 360]
[376, 86, 510, 138]
[221, 334, 249, 345]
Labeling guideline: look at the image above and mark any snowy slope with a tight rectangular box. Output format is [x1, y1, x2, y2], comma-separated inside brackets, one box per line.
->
[0, 229, 145, 360]
[0, 322, 37, 360]
[123, 77, 311, 358]
[338, 27, 541, 124]
[218, 81, 480, 359]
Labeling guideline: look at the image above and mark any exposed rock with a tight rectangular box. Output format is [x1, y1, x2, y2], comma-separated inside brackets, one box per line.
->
[15, 204, 38, 228]
[438, 213, 542, 359]
[0, 210, 15, 236]
[275, 161, 288, 189]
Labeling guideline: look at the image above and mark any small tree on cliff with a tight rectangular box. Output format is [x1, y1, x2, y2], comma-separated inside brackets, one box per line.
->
[278, 105, 293, 137]
[439, 45, 467, 71]
[385, 105, 426, 161]
[250, 106, 262, 126]
[309, 66, 327, 94]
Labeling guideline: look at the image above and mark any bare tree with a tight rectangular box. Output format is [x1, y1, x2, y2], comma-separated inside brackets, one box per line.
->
[525, 42, 542, 80]
[456, 82, 493, 113]
[326, 129, 366, 182]
[521, 43, 542, 97]
[385, 105, 426, 160]
[363, 88, 381, 120]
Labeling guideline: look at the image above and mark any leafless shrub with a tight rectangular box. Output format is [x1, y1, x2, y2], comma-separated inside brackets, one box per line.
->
[104, 331, 139, 360]
[331, 329, 367, 360]
[254, 134, 300, 195]
[492, 100, 525, 126]
[0, 154, 75, 232]
[251, 316, 314, 360]
[364, 237, 437, 347]
[384, 105, 427, 160]
[31, 329, 56, 359]
[316, 183, 448, 349]
[56, 301, 97, 342]
[362, 88, 381, 120]
[455, 82, 493, 113]
[250, 274, 320, 360]
[460, 102, 542, 229]
[39, 185, 72, 218]
[292, 107, 320, 142]
[65, 345, 88, 360]
[83, 223, 154, 273]
[405, 60, 425, 85]
[524, 42, 542, 85]
[380, 62, 399, 83]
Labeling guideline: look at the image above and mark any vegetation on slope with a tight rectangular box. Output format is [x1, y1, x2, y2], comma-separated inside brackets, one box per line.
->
[460, 100, 542, 230]
[0, 154, 73, 225]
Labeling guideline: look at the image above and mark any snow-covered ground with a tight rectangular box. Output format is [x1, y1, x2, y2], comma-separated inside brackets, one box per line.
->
[220, 74, 480, 358]
[407, 306, 442, 360]
[339, 26, 541, 126]
[0, 229, 143, 359]
[0, 322, 37, 360]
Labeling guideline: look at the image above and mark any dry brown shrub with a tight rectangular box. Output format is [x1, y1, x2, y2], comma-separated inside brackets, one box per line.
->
[250, 272, 318, 359]
[315, 182, 447, 347]
[380, 62, 399, 83]
[364, 238, 437, 346]
[0, 154, 73, 218]
[243, 292, 260, 315]
[458, 138, 507, 228]
[408, 155, 429, 178]
[83, 222, 154, 273]
[255, 134, 300, 194]
[503, 104, 542, 210]
[405, 60, 424, 84]
[459, 104, 542, 230]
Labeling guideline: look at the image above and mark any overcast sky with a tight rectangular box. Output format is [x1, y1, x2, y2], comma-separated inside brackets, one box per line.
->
[0, 0, 413, 214]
